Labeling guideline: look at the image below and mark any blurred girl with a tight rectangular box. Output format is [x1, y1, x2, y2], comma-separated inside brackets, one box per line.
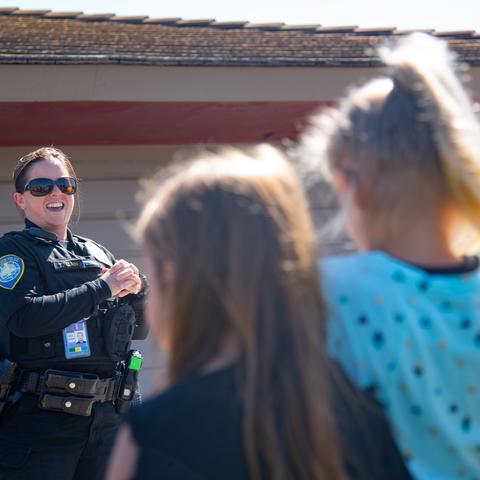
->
[300, 33, 480, 480]
[107, 146, 409, 480]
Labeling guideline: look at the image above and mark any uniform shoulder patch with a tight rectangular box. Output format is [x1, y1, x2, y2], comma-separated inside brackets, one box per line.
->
[0, 254, 25, 290]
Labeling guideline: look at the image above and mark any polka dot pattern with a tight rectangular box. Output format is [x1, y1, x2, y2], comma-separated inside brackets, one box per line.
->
[372, 331, 384, 348]
[358, 314, 368, 325]
[322, 252, 480, 480]
[419, 316, 432, 329]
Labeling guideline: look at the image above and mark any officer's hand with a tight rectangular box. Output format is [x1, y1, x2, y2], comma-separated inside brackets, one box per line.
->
[114, 260, 142, 297]
[101, 261, 140, 297]
[117, 271, 142, 297]
[108, 260, 141, 277]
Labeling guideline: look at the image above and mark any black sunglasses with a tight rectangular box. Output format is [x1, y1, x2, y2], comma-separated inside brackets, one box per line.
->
[20, 177, 78, 197]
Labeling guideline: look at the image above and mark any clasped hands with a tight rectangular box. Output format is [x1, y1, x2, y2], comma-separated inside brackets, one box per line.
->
[101, 260, 142, 298]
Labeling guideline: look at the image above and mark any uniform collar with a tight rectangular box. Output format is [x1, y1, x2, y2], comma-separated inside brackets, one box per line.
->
[24, 218, 73, 243]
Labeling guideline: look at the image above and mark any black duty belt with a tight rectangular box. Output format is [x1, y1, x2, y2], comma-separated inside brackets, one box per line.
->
[18, 369, 121, 417]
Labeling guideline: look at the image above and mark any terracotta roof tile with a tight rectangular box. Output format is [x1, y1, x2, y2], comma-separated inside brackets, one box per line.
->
[244, 23, 285, 31]
[75, 14, 115, 21]
[9, 9, 50, 16]
[142, 17, 182, 25]
[0, 7, 18, 14]
[354, 27, 397, 35]
[434, 30, 476, 38]
[281, 25, 320, 32]
[176, 19, 215, 26]
[211, 21, 249, 29]
[0, 13, 478, 66]
[110, 16, 149, 24]
[44, 12, 83, 19]
[315, 26, 358, 33]
[395, 29, 436, 35]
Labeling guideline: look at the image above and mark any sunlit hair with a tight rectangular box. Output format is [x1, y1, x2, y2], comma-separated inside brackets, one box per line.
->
[12, 146, 80, 221]
[299, 33, 480, 250]
[13, 147, 77, 192]
[135, 146, 345, 480]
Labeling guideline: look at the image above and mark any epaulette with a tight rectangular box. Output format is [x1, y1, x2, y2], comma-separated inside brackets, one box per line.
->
[2, 230, 32, 243]
[3, 230, 24, 238]
[1, 229, 52, 248]
[71, 233, 90, 244]
[24, 227, 57, 244]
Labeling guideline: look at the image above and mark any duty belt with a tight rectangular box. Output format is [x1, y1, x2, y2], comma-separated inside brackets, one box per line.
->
[18, 369, 121, 417]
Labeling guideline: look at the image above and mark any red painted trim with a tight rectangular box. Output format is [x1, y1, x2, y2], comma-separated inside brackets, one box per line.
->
[0, 101, 331, 146]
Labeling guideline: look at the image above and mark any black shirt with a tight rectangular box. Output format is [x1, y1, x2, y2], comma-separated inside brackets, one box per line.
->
[0, 220, 112, 337]
[0, 219, 147, 372]
[127, 366, 412, 480]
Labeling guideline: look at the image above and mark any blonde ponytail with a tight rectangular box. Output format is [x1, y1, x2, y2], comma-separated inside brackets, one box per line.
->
[300, 33, 480, 249]
[382, 33, 480, 239]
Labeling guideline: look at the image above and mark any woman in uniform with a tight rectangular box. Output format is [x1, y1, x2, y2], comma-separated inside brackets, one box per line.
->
[0, 147, 148, 480]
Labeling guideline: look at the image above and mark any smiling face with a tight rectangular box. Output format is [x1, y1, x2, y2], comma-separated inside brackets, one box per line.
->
[13, 157, 75, 240]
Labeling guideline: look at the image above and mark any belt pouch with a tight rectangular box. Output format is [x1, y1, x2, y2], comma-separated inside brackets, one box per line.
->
[103, 304, 136, 361]
[39, 393, 95, 416]
[43, 369, 100, 396]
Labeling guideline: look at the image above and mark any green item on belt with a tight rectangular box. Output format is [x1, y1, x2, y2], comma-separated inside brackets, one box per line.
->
[128, 351, 143, 371]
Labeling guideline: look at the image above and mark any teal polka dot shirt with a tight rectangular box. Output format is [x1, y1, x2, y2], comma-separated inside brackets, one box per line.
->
[321, 252, 480, 480]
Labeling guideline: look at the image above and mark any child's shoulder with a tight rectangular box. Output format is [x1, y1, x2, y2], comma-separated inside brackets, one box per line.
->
[320, 252, 370, 272]
[319, 251, 388, 284]
[320, 250, 480, 301]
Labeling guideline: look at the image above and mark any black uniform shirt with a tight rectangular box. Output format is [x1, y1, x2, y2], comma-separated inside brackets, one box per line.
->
[0, 219, 147, 373]
[0, 222, 111, 338]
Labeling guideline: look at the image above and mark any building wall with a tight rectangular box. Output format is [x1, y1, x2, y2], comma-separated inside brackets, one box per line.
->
[3, 63, 479, 394]
[0, 143, 344, 394]
[0, 65, 385, 102]
[0, 145, 178, 260]
[2, 64, 480, 102]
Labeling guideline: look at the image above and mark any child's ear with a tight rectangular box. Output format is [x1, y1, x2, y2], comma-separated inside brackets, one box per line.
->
[333, 168, 369, 209]
[332, 169, 351, 197]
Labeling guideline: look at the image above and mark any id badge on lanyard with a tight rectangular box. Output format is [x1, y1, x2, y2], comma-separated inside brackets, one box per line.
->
[63, 320, 92, 359]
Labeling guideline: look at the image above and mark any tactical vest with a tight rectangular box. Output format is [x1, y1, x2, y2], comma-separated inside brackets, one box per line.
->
[4, 229, 135, 374]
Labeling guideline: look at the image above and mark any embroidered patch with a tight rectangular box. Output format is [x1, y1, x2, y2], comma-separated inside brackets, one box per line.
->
[0, 254, 25, 290]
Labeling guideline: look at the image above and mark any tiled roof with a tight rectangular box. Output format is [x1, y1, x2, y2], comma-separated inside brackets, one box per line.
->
[0, 8, 479, 66]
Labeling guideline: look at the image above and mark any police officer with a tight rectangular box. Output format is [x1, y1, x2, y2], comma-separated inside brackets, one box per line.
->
[0, 147, 148, 479]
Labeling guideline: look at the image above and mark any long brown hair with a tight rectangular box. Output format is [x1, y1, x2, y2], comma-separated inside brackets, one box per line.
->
[136, 146, 344, 480]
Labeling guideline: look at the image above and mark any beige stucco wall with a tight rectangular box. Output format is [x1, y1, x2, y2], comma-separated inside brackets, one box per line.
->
[0, 145, 181, 263]
[0, 143, 343, 394]
[0, 144, 342, 259]
[0, 65, 386, 102]
[2, 64, 480, 102]
[7, 60, 476, 393]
